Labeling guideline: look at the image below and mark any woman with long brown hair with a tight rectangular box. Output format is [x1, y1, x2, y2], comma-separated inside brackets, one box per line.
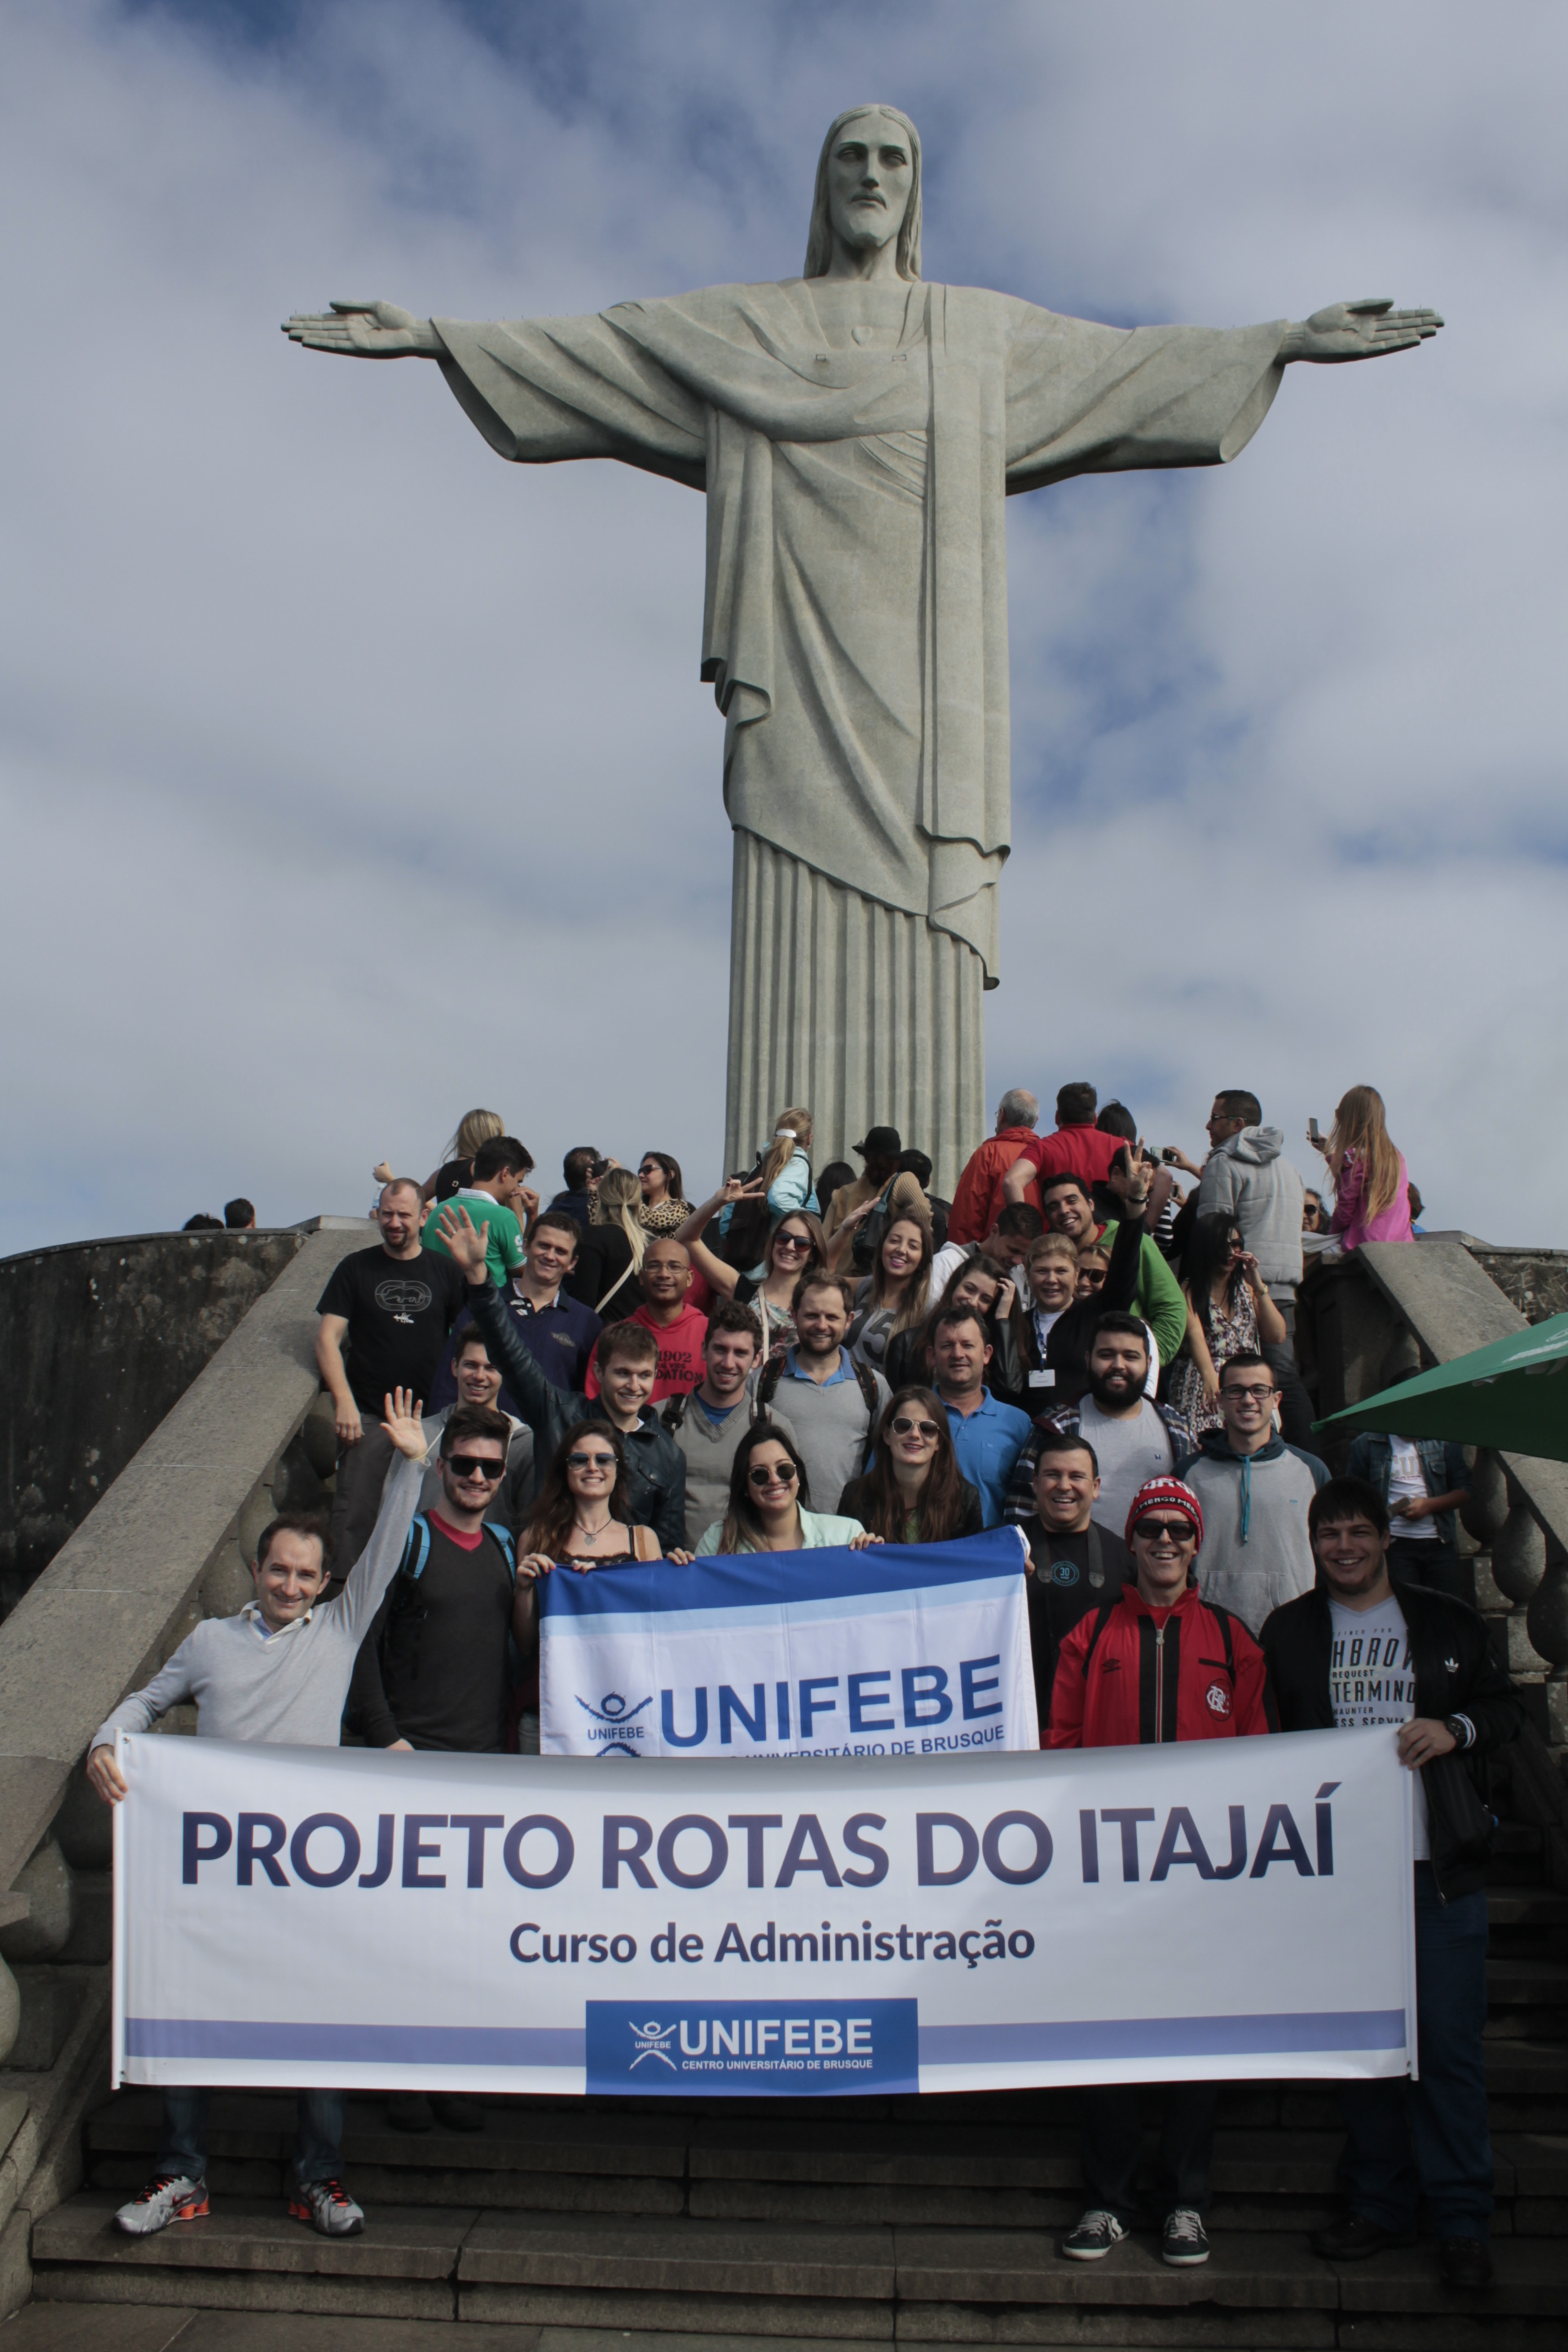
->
[518, 1424, 662, 1577]
[839, 1388, 984, 1545]
[1313, 1085, 1413, 1251]
[694, 1423, 879, 1556]
[847, 1215, 934, 1373]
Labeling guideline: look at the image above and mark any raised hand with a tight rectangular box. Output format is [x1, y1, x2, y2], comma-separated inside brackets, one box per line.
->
[720, 1175, 768, 1206]
[381, 1388, 428, 1461]
[281, 300, 442, 358]
[435, 1202, 492, 1280]
[1282, 298, 1443, 364]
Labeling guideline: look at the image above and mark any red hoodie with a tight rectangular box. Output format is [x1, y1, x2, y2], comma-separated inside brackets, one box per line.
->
[1047, 1578, 1275, 1749]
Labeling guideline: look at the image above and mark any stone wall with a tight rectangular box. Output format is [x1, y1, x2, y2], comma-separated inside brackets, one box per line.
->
[0, 1228, 306, 1616]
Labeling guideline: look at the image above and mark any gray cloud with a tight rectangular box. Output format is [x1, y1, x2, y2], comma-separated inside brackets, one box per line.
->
[1, 0, 1563, 1250]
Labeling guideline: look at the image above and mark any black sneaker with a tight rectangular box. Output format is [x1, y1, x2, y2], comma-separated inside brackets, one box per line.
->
[1311, 2212, 1418, 2262]
[1061, 2209, 1128, 2260]
[1162, 2208, 1210, 2266]
[1440, 2237, 1493, 2291]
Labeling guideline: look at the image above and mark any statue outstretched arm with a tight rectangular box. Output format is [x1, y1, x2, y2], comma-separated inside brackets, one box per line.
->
[1280, 297, 1442, 363]
[282, 299, 443, 357]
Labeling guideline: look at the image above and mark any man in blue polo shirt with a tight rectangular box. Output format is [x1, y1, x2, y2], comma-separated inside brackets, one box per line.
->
[431, 1210, 600, 1410]
[925, 1303, 1033, 1526]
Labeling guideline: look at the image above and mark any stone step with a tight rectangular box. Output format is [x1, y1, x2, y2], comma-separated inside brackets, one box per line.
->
[29, 2195, 1568, 2339]
[1488, 1957, 1568, 2007]
[1490, 1891, 1568, 1929]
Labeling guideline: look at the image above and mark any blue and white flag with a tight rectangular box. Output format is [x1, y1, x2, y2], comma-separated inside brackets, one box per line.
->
[537, 1527, 1036, 1760]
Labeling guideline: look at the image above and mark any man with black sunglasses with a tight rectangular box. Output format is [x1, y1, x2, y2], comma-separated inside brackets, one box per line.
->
[1050, 1476, 1273, 2274]
[347, 1398, 531, 2136]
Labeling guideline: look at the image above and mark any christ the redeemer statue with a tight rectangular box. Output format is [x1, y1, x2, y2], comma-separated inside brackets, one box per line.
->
[287, 106, 1439, 1189]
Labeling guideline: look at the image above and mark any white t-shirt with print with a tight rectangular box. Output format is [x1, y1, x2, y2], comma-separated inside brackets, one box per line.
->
[1329, 1592, 1428, 1858]
[1387, 1435, 1436, 1539]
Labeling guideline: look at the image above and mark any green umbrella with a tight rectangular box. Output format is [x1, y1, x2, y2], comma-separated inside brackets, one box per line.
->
[1317, 1310, 1568, 1458]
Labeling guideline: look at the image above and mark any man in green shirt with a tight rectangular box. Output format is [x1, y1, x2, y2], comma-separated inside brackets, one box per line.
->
[1039, 1168, 1185, 1376]
[421, 1136, 535, 1291]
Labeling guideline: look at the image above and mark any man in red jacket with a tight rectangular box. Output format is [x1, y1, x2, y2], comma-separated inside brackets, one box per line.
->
[1049, 1476, 1274, 2271]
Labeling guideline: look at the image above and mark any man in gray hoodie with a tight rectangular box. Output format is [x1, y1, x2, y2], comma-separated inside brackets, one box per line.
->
[1182, 1354, 1327, 1635]
[1194, 1092, 1305, 1333]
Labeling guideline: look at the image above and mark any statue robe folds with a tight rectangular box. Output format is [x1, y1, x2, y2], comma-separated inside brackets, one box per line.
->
[433, 284, 1287, 1186]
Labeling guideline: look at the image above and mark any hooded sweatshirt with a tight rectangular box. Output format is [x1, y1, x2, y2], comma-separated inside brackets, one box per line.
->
[1182, 1429, 1327, 1636]
[1195, 1126, 1305, 1299]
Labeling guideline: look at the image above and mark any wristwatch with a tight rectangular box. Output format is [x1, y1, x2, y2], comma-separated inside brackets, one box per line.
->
[1444, 1714, 1473, 1750]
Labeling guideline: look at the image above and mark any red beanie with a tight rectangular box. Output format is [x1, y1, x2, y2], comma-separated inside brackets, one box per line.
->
[1125, 1476, 1204, 1551]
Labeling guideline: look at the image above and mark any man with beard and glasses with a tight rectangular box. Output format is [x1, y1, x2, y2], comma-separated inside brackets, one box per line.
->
[1005, 1313, 1184, 1534]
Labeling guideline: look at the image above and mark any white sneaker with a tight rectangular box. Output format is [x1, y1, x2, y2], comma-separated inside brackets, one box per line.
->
[1061, 2208, 1129, 2260]
[288, 2176, 365, 2236]
[115, 2173, 209, 2236]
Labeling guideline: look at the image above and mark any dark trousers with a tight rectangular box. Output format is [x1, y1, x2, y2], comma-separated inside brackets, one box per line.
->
[1336, 1864, 1491, 2239]
[159, 2088, 345, 2188]
[329, 1424, 395, 1581]
[1387, 1539, 1471, 1606]
[1079, 2078, 1219, 2226]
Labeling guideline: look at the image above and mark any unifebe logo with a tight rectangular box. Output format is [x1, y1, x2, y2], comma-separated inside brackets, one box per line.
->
[575, 1691, 653, 1758]
[586, 1999, 918, 2096]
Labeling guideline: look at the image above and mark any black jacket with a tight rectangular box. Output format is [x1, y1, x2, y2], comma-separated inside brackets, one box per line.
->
[467, 1275, 687, 1553]
[1261, 1579, 1523, 1899]
[1010, 1209, 1144, 1408]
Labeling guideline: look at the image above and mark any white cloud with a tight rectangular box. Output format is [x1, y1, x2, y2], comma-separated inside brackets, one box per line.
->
[1, 0, 1564, 1249]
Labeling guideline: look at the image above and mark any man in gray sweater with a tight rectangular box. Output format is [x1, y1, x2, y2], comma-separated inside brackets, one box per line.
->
[660, 1300, 797, 1548]
[86, 1389, 429, 2242]
[1193, 1093, 1305, 1331]
[1182, 1354, 1327, 1634]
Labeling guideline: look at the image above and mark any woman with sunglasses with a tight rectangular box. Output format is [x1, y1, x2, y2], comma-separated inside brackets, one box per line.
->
[674, 1180, 826, 1353]
[635, 1151, 693, 1237]
[517, 1425, 662, 1579]
[1167, 1211, 1287, 1451]
[694, 1424, 880, 1555]
[838, 1387, 984, 1545]
[847, 1215, 934, 1373]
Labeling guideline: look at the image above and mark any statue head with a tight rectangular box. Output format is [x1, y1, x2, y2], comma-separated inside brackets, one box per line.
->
[803, 106, 922, 281]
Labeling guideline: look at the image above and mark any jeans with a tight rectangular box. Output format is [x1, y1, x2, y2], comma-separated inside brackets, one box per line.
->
[1079, 2079, 1219, 2226]
[1387, 1539, 1471, 1607]
[159, 2088, 346, 2188]
[329, 1424, 395, 1582]
[1336, 1864, 1491, 2239]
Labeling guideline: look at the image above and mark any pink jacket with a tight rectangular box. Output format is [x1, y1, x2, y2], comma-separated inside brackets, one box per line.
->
[1331, 1148, 1412, 1250]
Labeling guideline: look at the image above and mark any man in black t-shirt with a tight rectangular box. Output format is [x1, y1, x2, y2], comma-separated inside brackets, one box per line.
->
[316, 1182, 468, 1574]
[1019, 1428, 1132, 1731]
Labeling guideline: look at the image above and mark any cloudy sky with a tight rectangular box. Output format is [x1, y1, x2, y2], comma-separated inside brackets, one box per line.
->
[2, 0, 1564, 1255]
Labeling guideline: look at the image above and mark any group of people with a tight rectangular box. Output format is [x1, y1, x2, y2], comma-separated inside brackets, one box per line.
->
[88, 1079, 1505, 2293]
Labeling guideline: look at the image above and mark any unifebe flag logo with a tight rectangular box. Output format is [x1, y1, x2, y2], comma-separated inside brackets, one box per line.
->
[585, 1999, 918, 2095]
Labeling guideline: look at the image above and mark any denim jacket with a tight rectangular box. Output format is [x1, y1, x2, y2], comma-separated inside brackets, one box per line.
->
[1344, 1431, 1471, 1549]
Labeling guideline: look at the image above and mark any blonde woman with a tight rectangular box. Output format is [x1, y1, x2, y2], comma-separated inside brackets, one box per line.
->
[712, 1109, 817, 1273]
[373, 1108, 505, 1207]
[567, 1167, 648, 1318]
[1313, 1086, 1413, 1252]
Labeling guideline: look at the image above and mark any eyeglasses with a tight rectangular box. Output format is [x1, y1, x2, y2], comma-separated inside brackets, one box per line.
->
[567, 1450, 618, 1472]
[1136, 1520, 1197, 1544]
[748, 1462, 798, 1488]
[772, 1232, 813, 1254]
[890, 1415, 941, 1439]
[1224, 1384, 1277, 1403]
[447, 1455, 507, 1483]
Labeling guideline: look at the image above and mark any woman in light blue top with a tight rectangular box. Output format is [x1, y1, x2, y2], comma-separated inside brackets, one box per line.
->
[692, 1424, 880, 1558]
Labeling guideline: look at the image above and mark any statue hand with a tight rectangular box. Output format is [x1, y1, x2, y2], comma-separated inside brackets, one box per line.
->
[282, 300, 442, 358]
[1281, 298, 1442, 364]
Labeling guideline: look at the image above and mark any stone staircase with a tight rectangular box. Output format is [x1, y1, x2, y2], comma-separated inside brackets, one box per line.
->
[23, 1836, 1568, 2350]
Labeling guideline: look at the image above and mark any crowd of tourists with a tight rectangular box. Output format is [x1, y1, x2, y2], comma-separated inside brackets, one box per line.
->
[88, 1082, 1507, 2293]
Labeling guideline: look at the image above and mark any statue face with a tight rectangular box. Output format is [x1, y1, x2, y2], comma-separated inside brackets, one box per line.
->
[825, 112, 913, 260]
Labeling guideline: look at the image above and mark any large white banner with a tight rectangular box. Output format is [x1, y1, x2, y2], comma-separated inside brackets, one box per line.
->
[538, 1529, 1036, 1760]
[114, 1727, 1415, 2099]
